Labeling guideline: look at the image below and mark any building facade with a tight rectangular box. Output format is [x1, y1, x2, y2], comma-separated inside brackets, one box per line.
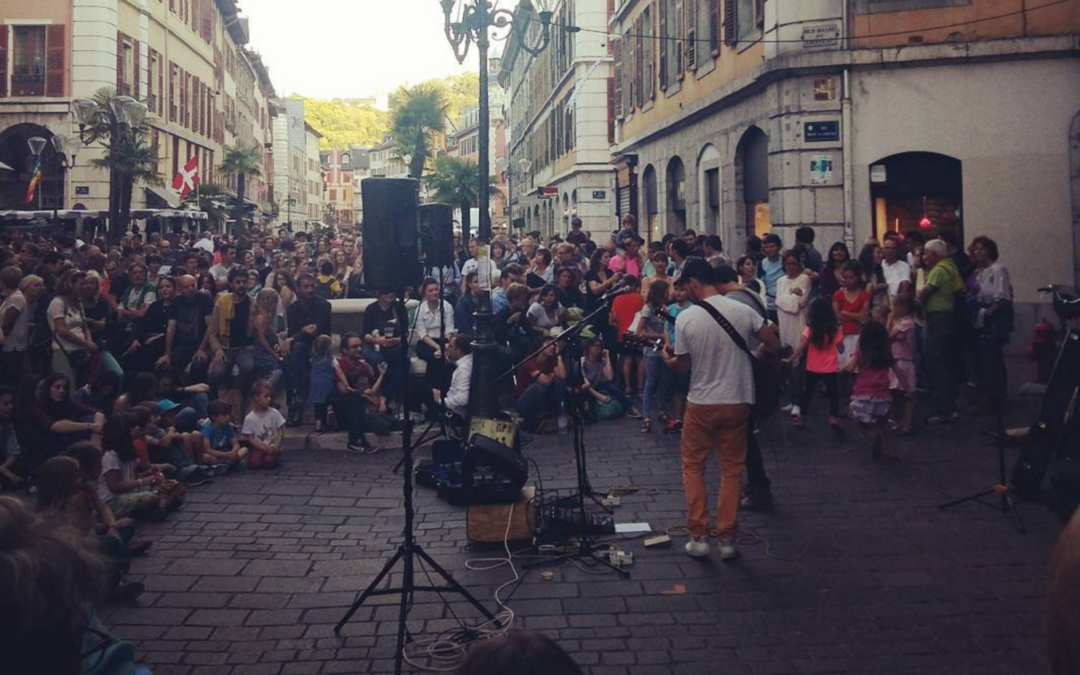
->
[610, 0, 1080, 330]
[449, 100, 509, 230]
[500, 0, 616, 240]
[272, 97, 323, 230]
[321, 148, 356, 229]
[0, 0, 277, 218]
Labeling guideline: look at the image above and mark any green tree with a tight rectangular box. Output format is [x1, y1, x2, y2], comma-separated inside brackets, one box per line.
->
[391, 83, 446, 179]
[425, 155, 498, 238]
[81, 87, 163, 240]
[217, 144, 262, 236]
[180, 183, 230, 230]
[300, 97, 390, 150]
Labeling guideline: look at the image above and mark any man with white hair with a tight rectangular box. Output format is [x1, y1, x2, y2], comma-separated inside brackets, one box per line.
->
[918, 239, 963, 424]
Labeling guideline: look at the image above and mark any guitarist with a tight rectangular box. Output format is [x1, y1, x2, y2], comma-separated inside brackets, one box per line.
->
[664, 259, 779, 562]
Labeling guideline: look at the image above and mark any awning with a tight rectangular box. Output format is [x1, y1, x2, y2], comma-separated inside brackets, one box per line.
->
[0, 209, 107, 222]
[145, 185, 181, 209]
[129, 209, 208, 221]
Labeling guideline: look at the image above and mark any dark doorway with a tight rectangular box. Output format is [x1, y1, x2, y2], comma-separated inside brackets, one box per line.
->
[869, 152, 963, 242]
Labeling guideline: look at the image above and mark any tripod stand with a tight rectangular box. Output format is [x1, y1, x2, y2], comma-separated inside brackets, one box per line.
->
[938, 407, 1026, 534]
[336, 290, 499, 674]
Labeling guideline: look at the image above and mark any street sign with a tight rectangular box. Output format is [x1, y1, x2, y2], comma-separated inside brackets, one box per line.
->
[804, 121, 840, 142]
[75, 186, 90, 195]
[592, 190, 606, 200]
[802, 23, 840, 49]
[541, 186, 558, 199]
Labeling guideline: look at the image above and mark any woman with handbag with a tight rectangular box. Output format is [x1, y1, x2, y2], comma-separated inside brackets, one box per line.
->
[47, 269, 98, 387]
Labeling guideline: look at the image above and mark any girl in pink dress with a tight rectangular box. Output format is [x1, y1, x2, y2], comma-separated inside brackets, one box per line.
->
[888, 295, 917, 435]
[845, 321, 902, 460]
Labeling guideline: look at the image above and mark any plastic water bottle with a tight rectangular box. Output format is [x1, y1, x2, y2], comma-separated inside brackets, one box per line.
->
[558, 402, 568, 435]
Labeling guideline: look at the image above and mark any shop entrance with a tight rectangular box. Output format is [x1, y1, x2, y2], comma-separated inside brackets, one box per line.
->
[869, 152, 963, 243]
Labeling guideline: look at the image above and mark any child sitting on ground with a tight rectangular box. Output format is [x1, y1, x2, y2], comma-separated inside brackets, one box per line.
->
[99, 412, 183, 521]
[200, 398, 249, 471]
[240, 380, 286, 469]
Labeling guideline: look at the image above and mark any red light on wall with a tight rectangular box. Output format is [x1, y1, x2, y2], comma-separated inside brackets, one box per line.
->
[919, 216, 932, 230]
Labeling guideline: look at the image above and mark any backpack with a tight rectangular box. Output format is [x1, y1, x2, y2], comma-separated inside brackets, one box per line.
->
[314, 277, 334, 300]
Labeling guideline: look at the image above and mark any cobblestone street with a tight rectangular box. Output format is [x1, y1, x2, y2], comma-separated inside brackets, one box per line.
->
[98, 379, 1065, 675]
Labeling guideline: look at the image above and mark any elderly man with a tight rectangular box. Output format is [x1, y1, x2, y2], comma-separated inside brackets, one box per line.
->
[881, 237, 912, 299]
[918, 239, 963, 425]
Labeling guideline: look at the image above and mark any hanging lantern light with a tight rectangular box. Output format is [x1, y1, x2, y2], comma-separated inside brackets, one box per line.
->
[919, 196, 931, 230]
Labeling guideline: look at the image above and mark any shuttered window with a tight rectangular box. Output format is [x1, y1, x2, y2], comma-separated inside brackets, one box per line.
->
[45, 25, 65, 97]
[709, 0, 720, 54]
[674, 0, 685, 78]
[658, 0, 668, 91]
[612, 36, 623, 119]
[644, 6, 655, 101]
[724, 0, 737, 45]
[687, 0, 698, 71]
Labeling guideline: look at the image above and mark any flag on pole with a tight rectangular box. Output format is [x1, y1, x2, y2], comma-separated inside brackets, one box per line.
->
[24, 157, 42, 205]
[172, 155, 199, 200]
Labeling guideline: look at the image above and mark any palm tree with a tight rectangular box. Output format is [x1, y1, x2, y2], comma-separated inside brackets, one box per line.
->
[391, 83, 445, 179]
[180, 183, 229, 230]
[425, 155, 499, 239]
[82, 87, 162, 240]
[217, 144, 262, 236]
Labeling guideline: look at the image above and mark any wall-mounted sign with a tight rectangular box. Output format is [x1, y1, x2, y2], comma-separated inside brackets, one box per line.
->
[810, 155, 834, 185]
[541, 186, 558, 198]
[75, 186, 90, 196]
[592, 190, 607, 200]
[870, 165, 887, 183]
[814, 78, 837, 101]
[805, 121, 840, 142]
[802, 23, 840, 49]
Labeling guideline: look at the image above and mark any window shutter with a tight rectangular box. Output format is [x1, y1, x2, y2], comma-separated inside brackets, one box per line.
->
[724, 0, 737, 46]
[674, 0, 684, 77]
[658, 0, 668, 91]
[46, 25, 65, 97]
[687, 0, 697, 71]
[709, 0, 720, 54]
[116, 33, 125, 94]
[755, 0, 765, 29]
[607, 76, 615, 143]
[612, 36, 623, 119]
[133, 39, 141, 99]
[634, 15, 643, 109]
[0, 28, 7, 98]
[646, 10, 655, 100]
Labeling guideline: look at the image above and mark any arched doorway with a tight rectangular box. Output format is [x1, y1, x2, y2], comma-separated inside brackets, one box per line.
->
[642, 164, 659, 243]
[697, 144, 721, 235]
[666, 156, 686, 235]
[0, 123, 66, 210]
[735, 126, 769, 238]
[869, 152, 963, 242]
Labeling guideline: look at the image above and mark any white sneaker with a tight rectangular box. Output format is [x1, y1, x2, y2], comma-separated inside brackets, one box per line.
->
[780, 403, 794, 412]
[718, 540, 739, 561]
[789, 405, 801, 417]
[685, 538, 710, 558]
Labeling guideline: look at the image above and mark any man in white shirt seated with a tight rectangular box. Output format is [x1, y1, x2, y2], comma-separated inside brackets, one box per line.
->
[435, 333, 473, 421]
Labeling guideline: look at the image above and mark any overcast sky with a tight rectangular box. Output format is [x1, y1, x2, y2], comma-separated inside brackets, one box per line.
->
[246, 0, 498, 101]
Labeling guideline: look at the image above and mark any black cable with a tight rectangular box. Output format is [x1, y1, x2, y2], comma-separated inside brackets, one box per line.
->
[551, 0, 1070, 45]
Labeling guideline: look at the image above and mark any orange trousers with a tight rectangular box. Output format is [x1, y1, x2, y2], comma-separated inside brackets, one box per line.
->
[680, 402, 751, 540]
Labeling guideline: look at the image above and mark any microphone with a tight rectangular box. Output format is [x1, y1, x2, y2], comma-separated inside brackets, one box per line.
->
[602, 283, 634, 301]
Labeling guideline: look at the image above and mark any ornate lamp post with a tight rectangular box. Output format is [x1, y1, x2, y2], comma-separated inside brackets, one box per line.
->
[440, 0, 554, 419]
[70, 95, 149, 239]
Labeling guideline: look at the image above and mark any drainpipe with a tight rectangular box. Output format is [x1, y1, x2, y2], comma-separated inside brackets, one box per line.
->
[841, 0, 855, 249]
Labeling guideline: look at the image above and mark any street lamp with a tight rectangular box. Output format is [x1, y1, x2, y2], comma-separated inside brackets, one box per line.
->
[440, 0, 555, 420]
[70, 95, 150, 239]
[52, 134, 79, 168]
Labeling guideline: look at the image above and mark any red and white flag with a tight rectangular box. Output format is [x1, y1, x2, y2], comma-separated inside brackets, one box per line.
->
[172, 156, 199, 199]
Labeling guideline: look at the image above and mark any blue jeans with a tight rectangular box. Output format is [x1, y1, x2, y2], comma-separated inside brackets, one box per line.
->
[516, 380, 566, 431]
[643, 353, 665, 420]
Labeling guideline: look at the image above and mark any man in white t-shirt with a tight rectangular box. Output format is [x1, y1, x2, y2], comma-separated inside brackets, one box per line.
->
[667, 259, 778, 561]
[881, 238, 912, 298]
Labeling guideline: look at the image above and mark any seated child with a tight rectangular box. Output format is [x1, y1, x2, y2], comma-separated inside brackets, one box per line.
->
[240, 380, 285, 469]
[199, 399, 249, 471]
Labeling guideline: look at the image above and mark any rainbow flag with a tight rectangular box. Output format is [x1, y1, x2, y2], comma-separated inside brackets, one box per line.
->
[24, 157, 41, 205]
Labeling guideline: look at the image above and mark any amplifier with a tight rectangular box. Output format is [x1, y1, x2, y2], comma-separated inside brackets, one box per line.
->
[466, 486, 537, 543]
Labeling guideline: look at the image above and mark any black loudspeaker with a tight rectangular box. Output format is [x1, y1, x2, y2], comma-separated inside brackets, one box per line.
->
[461, 434, 528, 505]
[417, 203, 455, 268]
[362, 178, 422, 290]
[1013, 330, 1080, 498]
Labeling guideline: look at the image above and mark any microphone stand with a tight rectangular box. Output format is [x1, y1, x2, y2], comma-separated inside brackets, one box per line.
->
[496, 291, 631, 517]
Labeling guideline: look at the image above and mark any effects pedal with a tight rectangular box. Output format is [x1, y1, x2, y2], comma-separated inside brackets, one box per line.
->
[644, 534, 672, 549]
